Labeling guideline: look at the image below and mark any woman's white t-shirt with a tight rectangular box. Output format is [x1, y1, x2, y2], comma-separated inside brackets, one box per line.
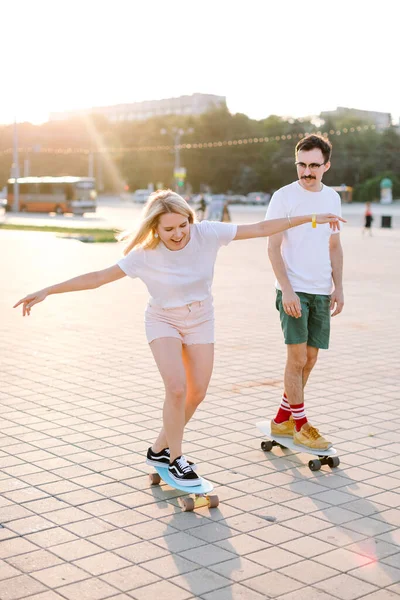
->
[117, 220, 238, 308]
[265, 181, 342, 295]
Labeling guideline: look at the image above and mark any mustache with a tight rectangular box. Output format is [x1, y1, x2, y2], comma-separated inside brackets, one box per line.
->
[301, 176, 316, 180]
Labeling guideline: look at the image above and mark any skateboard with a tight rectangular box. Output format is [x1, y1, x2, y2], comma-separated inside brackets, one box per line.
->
[148, 465, 219, 512]
[256, 421, 340, 471]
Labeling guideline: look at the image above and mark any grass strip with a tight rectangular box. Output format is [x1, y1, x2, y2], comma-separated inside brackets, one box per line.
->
[0, 224, 118, 243]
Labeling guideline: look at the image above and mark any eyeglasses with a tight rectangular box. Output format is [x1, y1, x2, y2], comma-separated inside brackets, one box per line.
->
[295, 161, 326, 171]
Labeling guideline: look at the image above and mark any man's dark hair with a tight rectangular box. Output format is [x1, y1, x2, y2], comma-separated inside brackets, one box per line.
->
[296, 134, 332, 164]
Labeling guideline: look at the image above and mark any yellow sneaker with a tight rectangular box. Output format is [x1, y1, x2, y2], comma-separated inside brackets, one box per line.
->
[293, 423, 332, 450]
[270, 416, 295, 438]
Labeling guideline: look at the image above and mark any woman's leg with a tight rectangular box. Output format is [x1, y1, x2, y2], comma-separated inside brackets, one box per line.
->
[183, 343, 214, 422]
[150, 337, 187, 462]
[153, 343, 214, 455]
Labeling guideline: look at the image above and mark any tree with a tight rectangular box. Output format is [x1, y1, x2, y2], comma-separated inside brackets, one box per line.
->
[1, 110, 398, 196]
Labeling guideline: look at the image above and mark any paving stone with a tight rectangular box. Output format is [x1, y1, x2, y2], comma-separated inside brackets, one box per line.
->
[2, 214, 400, 600]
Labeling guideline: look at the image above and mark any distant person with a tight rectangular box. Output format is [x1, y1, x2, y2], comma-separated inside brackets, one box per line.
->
[266, 134, 344, 451]
[363, 202, 373, 236]
[14, 190, 343, 486]
[222, 199, 231, 222]
[197, 195, 207, 221]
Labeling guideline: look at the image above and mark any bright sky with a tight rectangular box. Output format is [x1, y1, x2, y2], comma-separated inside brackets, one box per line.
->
[3, 0, 399, 125]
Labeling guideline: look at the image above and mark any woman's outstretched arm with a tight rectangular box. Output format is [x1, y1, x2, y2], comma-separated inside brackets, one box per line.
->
[13, 265, 126, 316]
[234, 213, 346, 241]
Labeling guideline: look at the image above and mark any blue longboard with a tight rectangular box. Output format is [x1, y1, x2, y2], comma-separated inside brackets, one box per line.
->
[148, 464, 219, 511]
[257, 421, 340, 471]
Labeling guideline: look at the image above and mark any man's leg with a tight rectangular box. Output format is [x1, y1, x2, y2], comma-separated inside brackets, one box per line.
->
[286, 343, 331, 449]
[284, 342, 308, 407]
[290, 295, 332, 449]
[302, 345, 319, 388]
[284, 343, 310, 432]
[283, 345, 319, 427]
[271, 292, 308, 437]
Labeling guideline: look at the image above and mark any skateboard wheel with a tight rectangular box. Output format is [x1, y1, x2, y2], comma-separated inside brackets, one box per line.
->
[207, 495, 219, 509]
[149, 473, 161, 485]
[180, 497, 195, 512]
[308, 459, 322, 471]
[328, 456, 340, 468]
[261, 441, 273, 452]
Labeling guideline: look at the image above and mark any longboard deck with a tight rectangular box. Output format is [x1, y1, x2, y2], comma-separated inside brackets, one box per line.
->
[256, 421, 337, 457]
[154, 465, 213, 494]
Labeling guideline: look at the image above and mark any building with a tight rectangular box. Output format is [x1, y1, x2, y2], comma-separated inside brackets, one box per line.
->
[320, 106, 392, 131]
[50, 93, 226, 123]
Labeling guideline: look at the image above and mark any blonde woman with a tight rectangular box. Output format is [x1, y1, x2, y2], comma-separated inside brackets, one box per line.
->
[14, 190, 344, 486]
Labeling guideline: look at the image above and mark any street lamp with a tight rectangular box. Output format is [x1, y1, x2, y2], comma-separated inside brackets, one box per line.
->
[161, 127, 193, 192]
[12, 118, 20, 212]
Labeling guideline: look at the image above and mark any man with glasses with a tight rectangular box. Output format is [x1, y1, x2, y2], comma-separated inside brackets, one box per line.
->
[265, 134, 344, 450]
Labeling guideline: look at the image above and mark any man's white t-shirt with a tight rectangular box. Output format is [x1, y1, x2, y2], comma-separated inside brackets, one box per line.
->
[265, 181, 342, 295]
[117, 220, 237, 308]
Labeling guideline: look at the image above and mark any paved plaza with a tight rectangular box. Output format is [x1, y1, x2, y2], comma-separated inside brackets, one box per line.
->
[1, 206, 399, 600]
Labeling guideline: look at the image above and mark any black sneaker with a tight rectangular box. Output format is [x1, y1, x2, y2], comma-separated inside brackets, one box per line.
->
[146, 447, 170, 467]
[146, 447, 197, 470]
[168, 455, 200, 487]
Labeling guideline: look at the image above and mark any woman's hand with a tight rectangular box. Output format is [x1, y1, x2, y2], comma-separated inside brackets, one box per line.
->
[13, 290, 48, 316]
[316, 214, 346, 232]
[13, 266, 126, 317]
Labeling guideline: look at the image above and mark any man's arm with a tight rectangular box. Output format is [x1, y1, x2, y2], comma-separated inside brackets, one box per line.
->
[329, 233, 344, 317]
[268, 233, 302, 318]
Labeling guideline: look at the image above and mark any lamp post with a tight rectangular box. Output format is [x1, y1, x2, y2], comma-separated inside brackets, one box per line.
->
[12, 118, 20, 212]
[161, 127, 193, 192]
[88, 152, 94, 178]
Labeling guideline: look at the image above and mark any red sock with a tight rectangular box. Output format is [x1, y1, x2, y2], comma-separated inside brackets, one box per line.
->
[290, 402, 308, 431]
[274, 393, 291, 423]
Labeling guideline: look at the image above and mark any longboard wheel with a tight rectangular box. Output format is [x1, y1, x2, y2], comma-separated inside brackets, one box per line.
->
[180, 497, 195, 512]
[149, 473, 161, 485]
[261, 441, 273, 452]
[207, 495, 219, 508]
[328, 456, 340, 468]
[308, 459, 322, 471]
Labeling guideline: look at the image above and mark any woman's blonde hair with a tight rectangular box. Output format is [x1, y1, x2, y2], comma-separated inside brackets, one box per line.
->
[119, 189, 196, 255]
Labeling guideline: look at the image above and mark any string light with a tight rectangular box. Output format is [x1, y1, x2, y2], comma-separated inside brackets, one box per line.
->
[0, 124, 376, 155]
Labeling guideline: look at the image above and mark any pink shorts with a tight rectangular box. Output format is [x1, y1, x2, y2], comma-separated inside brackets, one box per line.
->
[145, 297, 215, 345]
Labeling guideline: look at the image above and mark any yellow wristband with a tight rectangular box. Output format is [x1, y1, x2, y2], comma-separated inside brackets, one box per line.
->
[312, 214, 317, 229]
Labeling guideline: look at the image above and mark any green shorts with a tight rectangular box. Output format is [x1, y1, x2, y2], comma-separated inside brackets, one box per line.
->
[276, 290, 331, 349]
